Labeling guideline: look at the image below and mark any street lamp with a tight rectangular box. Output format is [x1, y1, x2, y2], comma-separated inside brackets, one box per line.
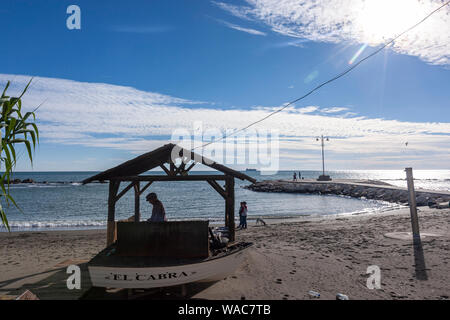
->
[316, 135, 332, 181]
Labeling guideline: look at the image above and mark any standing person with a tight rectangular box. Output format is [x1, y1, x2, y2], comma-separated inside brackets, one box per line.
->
[293, 172, 297, 181]
[299, 171, 302, 180]
[239, 202, 248, 229]
[146, 192, 167, 222]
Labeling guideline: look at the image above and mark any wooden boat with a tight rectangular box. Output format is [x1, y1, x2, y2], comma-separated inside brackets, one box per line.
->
[88, 220, 253, 288]
[83, 144, 256, 289]
[88, 241, 253, 289]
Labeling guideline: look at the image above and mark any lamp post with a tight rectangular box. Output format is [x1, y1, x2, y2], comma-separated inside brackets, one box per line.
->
[316, 135, 331, 181]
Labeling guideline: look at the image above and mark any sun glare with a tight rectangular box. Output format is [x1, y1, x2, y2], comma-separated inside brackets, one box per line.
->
[355, 0, 428, 45]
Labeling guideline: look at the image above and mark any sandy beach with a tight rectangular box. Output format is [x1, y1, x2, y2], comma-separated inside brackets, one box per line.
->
[1, 207, 449, 300]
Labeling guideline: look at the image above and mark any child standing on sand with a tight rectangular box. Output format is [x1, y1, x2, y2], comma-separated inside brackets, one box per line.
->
[239, 202, 248, 229]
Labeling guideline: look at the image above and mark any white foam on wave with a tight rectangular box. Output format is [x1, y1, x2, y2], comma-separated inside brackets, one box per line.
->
[1, 220, 106, 230]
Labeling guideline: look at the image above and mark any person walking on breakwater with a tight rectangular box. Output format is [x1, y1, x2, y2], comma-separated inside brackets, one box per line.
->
[239, 202, 248, 229]
[293, 172, 297, 181]
[146, 192, 167, 222]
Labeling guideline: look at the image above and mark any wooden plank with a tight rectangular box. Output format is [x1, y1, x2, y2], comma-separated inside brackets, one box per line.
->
[169, 160, 175, 176]
[406, 168, 421, 240]
[82, 144, 174, 184]
[185, 161, 196, 173]
[116, 221, 209, 258]
[139, 181, 153, 196]
[83, 143, 256, 184]
[225, 175, 235, 242]
[115, 181, 135, 202]
[107, 181, 120, 246]
[110, 175, 226, 182]
[175, 162, 186, 175]
[134, 182, 140, 223]
[160, 164, 170, 175]
[206, 180, 227, 199]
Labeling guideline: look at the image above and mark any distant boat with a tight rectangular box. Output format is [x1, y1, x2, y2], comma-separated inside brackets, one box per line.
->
[245, 168, 259, 172]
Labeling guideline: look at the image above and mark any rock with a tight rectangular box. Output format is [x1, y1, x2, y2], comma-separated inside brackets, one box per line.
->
[22, 178, 34, 183]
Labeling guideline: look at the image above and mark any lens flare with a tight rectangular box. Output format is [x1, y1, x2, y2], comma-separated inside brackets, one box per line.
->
[349, 43, 368, 65]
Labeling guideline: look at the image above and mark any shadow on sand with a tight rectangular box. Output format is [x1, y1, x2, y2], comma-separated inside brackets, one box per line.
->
[1, 263, 217, 300]
[412, 237, 428, 281]
[80, 281, 218, 300]
[0, 263, 91, 299]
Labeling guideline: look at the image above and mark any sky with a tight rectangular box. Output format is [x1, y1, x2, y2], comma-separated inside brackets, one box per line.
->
[1, 0, 450, 172]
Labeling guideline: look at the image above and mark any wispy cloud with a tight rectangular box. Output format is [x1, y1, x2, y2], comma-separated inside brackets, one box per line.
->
[1, 74, 449, 168]
[217, 19, 266, 36]
[298, 106, 319, 114]
[214, 0, 450, 66]
[321, 107, 349, 114]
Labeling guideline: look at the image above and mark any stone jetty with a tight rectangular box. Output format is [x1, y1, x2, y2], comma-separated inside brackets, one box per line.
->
[245, 179, 450, 207]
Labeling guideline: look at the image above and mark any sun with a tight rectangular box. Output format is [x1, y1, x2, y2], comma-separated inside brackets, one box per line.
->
[354, 0, 427, 45]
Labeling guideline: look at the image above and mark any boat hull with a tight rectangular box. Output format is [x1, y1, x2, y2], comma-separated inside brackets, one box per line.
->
[88, 243, 252, 289]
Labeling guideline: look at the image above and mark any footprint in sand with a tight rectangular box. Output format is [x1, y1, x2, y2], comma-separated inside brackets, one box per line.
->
[290, 270, 297, 275]
[276, 279, 282, 284]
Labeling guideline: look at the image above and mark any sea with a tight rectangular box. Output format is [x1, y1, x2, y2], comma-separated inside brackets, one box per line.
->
[1, 170, 449, 232]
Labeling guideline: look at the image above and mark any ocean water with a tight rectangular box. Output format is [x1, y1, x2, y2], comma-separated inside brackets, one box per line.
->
[1, 170, 449, 231]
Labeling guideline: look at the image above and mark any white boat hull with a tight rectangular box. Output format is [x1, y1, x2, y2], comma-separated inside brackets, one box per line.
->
[88, 245, 251, 289]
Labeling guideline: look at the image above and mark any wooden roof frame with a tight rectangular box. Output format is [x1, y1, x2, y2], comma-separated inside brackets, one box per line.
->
[83, 144, 256, 246]
[82, 143, 256, 184]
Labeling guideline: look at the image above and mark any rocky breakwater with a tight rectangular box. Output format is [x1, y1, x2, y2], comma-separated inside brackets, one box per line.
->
[245, 180, 450, 207]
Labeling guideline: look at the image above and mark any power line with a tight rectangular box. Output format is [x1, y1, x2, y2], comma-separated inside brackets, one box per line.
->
[192, 0, 450, 151]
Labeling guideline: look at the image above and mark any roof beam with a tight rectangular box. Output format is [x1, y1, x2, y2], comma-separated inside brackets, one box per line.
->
[110, 175, 226, 182]
[139, 181, 153, 196]
[160, 164, 171, 176]
[115, 181, 136, 202]
[206, 179, 227, 199]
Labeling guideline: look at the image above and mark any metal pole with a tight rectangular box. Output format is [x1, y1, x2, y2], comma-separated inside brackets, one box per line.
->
[321, 135, 325, 176]
[405, 168, 421, 240]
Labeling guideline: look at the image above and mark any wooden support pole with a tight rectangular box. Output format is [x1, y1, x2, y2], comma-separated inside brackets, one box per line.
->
[406, 168, 421, 241]
[184, 161, 196, 174]
[207, 179, 227, 199]
[225, 175, 235, 242]
[169, 161, 175, 176]
[160, 164, 171, 176]
[139, 181, 153, 196]
[107, 181, 120, 247]
[115, 181, 135, 202]
[134, 182, 140, 223]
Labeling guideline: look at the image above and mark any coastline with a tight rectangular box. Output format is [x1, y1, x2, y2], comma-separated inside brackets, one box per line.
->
[0, 202, 404, 233]
[1, 206, 449, 300]
[246, 179, 450, 206]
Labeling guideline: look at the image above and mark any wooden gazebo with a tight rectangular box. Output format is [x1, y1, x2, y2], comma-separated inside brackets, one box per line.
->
[82, 143, 256, 246]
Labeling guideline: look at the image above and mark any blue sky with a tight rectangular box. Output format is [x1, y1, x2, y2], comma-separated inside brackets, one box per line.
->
[1, 0, 450, 171]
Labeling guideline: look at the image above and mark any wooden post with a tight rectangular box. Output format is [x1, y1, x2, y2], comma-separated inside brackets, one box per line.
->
[225, 175, 235, 242]
[107, 181, 120, 247]
[405, 168, 421, 241]
[134, 181, 140, 223]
